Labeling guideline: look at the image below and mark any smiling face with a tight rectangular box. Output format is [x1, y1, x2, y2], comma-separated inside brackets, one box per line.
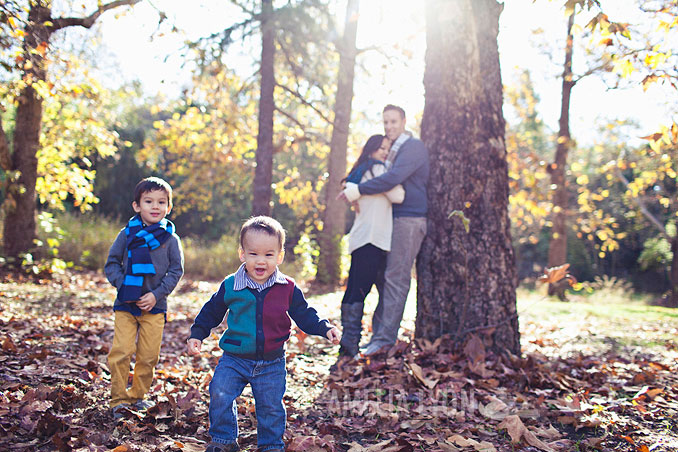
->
[371, 137, 391, 162]
[383, 109, 406, 142]
[132, 189, 171, 225]
[239, 230, 284, 284]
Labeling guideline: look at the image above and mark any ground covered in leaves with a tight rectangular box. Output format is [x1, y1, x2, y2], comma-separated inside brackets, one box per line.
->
[1, 272, 677, 451]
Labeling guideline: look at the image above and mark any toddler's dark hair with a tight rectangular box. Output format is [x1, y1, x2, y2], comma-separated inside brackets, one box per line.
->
[240, 216, 286, 250]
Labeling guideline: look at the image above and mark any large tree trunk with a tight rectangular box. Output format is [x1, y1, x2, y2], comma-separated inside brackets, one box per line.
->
[547, 11, 575, 299]
[416, 0, 519, 354]
[251, 0, 275, 217]
[1, 0, 140, 259]
[670, 237, 678, 308]
[316, 0, 359, 286]
[2, 4, 52, 258]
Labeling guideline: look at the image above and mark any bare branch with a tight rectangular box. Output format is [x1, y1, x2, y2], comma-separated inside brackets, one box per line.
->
[276, 83, 333, 126]
[274, 106, 305, 129]
[616, 167, 669, 239]
[51, 0, 142, 31]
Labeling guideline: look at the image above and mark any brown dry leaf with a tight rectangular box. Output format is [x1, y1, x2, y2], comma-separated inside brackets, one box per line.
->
[474, 441, 497, 452]
[538, 263, 570, 284]
[437, 441, 461, 452]
[2, 336, 17, 352]
[478, 397, 509, 420]
[406, 361, 438, 389]
[346, 443, 367, 452]
[293, 327, 308, 353]
[287, 435, 331, 452]
[583, 436, 606, 448]
[464, 334, 485, 365]
[112, 446, 130, 452]
[498, 415, 556, 452]
[448, 434, 478, 447]
[364, 439, 396, 452]
[532, 424, 563, 440]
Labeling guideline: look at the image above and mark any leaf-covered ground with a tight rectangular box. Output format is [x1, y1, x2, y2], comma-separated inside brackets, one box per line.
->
[1, 272, 677, 451]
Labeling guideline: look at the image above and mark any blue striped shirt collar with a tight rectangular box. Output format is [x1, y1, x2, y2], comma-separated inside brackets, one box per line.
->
[233, 263, 288, 292]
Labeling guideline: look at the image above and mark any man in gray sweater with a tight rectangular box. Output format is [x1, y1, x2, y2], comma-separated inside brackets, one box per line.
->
[342, 104, 429, 355]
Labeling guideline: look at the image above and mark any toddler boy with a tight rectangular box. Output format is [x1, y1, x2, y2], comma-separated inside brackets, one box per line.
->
[187, 216, 340, 452]
[105, 176, 184, 418]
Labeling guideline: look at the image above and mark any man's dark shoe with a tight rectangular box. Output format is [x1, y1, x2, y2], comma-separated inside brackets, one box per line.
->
[205, 441, 239, 452]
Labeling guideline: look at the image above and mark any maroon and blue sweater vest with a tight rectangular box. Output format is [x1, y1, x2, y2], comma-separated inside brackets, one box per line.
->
[190, 275, 330, 360]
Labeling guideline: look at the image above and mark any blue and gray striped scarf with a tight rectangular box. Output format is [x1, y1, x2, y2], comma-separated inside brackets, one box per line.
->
[118, 215, 175, 303]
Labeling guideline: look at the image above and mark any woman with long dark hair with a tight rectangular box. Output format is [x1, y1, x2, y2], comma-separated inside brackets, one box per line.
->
[334, 134, 404, 367]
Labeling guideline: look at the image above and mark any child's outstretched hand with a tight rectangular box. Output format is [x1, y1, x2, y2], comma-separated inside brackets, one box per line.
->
[187, 338, 202, 356]
[326, 326, 341, 345]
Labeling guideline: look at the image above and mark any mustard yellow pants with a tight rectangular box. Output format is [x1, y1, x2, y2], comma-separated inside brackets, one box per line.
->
[108, 311, 165, 408]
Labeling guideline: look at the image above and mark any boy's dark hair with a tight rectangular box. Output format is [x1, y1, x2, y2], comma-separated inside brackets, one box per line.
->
[240, 216, 286, 251]
[134, 177, 173, 208]
[383, 104, 406, 119]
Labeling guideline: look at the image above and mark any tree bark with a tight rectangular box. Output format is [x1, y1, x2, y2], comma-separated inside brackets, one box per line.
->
[547, 11, 575, 299]
[316, 0, 359, 286]
[2, 4, 52, 258]
[1, 0, 140, 259]
[251, 0, 275, 217]
[417, 0, 519, 354]
[670, 237, 678, 308]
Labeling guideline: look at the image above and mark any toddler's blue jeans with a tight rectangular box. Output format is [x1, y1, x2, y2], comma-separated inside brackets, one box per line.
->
[209, 353, 287, 451]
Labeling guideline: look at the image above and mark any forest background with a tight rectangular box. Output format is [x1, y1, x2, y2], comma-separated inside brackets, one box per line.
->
[1, 0, 677, 299]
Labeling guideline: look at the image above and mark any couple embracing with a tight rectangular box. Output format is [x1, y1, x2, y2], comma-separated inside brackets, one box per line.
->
[337, 104, 429, 364]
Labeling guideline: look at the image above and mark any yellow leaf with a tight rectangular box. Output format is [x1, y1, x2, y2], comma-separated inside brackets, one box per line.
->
[613, 58, 635, 78]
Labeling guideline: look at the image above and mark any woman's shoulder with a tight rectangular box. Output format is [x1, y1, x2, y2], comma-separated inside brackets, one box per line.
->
[363, 161, 386, 181]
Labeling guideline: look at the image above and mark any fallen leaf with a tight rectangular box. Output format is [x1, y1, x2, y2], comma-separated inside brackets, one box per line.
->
[498, 415, 556, 452]
[406, 361, 438, 389]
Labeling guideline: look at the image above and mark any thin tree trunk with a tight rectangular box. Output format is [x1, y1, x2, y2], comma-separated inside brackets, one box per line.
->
[417, 0, 519, 354]
[251, 0, 275, 216]
[316, 0, 359, 286]
[547, 11, 575, 299]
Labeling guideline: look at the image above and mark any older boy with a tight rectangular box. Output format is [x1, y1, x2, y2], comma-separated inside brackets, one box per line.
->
[187, 216, 340, 452]
[105, 176, 184, 419]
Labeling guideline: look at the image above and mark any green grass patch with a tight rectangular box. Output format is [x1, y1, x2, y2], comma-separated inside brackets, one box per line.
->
[517, 286, 678, 352]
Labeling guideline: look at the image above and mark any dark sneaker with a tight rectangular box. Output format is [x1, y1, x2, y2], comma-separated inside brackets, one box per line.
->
[112, 403, 130, 420]
[133, 399, 155, 411]
[205, 441, 239, 452]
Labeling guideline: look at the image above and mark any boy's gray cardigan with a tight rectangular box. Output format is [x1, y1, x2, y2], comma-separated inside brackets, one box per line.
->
[104, 228, 184, 313]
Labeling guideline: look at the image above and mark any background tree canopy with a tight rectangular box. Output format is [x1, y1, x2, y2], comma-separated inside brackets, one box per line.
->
[1, 0, 677, 303]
